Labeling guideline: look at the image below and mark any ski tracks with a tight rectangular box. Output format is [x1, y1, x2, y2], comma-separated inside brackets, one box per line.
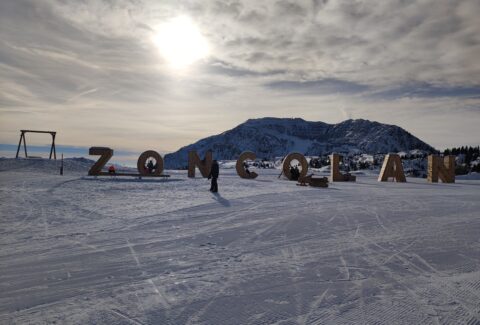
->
[110, 308, 146, 325]
[125, 238, 171, 315]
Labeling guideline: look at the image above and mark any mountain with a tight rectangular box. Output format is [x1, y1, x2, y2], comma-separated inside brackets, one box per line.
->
[164, 118, 436, 169]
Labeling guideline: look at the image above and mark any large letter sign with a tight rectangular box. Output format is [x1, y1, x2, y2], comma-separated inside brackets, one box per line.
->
[88, 147, 113, 175]
[137, 150, 164, 176]
[428, 155, 455, 183]
[236, 151, 258, 179]
[87, 144, 458, 187]
[88, 147, 166, 177]
[330, 153, 356, 182]
[378, 154, 406, 182]
[282, 152, 308, 180]
[188, 150, 212, 178]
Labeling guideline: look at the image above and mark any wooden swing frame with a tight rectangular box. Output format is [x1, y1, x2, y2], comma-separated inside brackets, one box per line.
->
[15, 130, 57, 159]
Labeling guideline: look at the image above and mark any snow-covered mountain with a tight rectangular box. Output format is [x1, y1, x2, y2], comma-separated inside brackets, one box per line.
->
[164, 118, 436, 169]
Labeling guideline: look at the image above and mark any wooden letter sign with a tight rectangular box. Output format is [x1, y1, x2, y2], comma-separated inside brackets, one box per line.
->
[378, 154, 406, 182]
[236, 151, 258, 179]
[188, 150, 212, 178]
[88, 147, 113, 175]
[428, 155, 455, 183]
[330, 153, 356, 182]
[137, 150, 164, 176]
[282, 152, 308, 181]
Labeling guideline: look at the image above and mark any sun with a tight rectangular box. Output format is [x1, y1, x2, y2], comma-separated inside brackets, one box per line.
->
[153, 16, 210, 68]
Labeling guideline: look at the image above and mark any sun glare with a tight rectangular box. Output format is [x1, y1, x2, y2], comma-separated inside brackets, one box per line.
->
[153, 16, 209, 68]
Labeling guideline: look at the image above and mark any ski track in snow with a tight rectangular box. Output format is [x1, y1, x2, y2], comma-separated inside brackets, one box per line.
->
[0, 167, 480, 324]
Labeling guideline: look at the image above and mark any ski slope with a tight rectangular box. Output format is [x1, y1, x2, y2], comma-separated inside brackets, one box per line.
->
[1, 160, 479, 324]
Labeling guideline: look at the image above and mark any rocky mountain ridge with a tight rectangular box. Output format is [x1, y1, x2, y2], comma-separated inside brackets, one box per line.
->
[164, 118, 436, 169]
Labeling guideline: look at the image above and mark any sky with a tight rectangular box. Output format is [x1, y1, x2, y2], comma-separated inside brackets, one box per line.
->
[1, 0, 479, 158]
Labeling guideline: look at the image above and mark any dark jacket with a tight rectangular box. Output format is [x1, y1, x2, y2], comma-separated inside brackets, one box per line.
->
[209, 161, 219, 179]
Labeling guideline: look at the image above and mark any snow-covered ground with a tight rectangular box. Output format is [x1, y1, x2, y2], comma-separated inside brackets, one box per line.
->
[1, 159, 479, 324]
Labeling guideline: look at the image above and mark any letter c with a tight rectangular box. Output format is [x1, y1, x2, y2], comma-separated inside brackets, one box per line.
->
[236, 151, 258, 179]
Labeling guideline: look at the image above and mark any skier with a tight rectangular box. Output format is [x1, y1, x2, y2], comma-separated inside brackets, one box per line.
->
[108, 165, 116, 175]
[208, 160, 219, 193]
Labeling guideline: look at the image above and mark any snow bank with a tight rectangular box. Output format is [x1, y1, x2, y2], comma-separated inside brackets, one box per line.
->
[0, 157, 93, 174]
[0, 158, 137, 175]
[456, 172, 480, 180]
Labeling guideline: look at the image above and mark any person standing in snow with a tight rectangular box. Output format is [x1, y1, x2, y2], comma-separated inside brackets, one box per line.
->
[147, 159, 155, 173]
[208, 160, 219, 192]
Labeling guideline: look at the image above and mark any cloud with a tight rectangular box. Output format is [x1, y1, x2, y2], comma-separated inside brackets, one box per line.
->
[191, 0, 480, 87]
[266, 78, 369, 95]
[3, 0, 479, 90]
[0, 0, 479, 152]
[371, 83, 480, 99]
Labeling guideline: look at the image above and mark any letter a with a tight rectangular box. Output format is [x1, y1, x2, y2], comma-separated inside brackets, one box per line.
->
[428, 155, 455, 183]
[378, 154, 406, 182]
[188, 150, 212, 178]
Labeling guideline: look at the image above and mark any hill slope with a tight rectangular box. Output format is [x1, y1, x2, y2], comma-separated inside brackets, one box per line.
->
[164, 118, 435, 169]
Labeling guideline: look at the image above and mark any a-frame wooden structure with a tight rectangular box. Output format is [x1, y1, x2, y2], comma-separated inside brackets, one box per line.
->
[16, 130, 57, 159]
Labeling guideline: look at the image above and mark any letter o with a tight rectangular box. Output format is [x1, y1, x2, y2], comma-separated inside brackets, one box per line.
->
[137, 150, 164, 176]
[282, 152, 308, 180]
[236, 151, 258, 179]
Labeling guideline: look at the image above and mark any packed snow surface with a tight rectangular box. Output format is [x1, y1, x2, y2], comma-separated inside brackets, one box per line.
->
[1, 159, 479, 324]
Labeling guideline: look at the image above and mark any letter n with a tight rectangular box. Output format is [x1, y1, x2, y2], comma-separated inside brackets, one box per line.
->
[378, 154, 406, 182]
[188, 150, 212, 178]
[428, 155, 455, 183]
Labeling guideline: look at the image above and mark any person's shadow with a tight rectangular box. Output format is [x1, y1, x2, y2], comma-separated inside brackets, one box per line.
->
[211, 192, 231, 207]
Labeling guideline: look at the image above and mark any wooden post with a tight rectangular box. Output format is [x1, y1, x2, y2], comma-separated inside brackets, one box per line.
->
[15, 131, 23, 158]
[51, 133, 57, 159]
[378, 154, 406, 182]
[23, 132, 28, 158]
[49, 134, 54, 159]
[60, 153, 64, 175]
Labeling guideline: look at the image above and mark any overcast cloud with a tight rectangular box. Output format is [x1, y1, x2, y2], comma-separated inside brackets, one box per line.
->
[0, 0, 479, 153]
